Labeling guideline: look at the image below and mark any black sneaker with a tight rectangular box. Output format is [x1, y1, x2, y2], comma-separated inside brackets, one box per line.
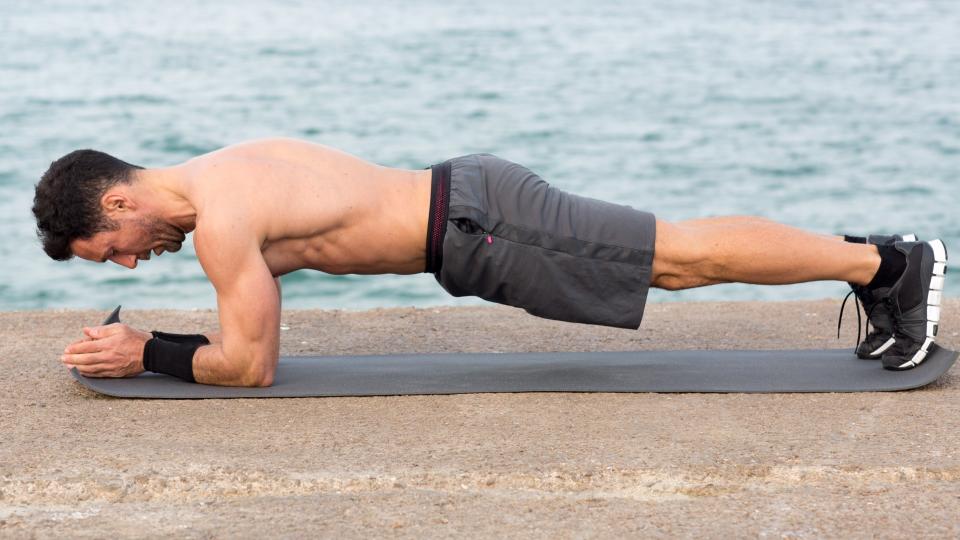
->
[880, 239, 949, 370]
[838, 234, 917, 359]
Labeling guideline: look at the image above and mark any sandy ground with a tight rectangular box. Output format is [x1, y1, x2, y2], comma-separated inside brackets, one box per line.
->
[1, 299, 959, 539]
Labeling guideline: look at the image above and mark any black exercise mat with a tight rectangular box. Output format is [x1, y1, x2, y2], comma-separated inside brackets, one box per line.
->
[71, 306, 956, 398]
[70, 346, 957, 399]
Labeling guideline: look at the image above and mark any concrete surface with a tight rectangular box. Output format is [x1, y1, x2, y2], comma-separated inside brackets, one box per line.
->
[1, 299, 958, 538]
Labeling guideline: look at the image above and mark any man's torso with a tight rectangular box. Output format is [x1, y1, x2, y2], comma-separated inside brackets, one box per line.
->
[180, 138, 433, 276]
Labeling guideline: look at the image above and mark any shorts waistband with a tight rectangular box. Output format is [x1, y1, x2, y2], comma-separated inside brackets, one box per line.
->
[424, 160, 451, 274]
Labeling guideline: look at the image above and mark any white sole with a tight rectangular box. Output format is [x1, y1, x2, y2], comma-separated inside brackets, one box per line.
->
[869, 336, 896, 357]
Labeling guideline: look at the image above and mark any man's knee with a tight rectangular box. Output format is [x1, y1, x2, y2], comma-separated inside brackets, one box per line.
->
[651, 220, 714, 290]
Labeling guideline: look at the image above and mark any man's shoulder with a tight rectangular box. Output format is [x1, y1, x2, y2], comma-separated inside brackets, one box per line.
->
[187, 160, 267, 256]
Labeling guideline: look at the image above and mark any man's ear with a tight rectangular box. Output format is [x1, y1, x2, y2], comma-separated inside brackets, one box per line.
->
[101, 189, 136, 217]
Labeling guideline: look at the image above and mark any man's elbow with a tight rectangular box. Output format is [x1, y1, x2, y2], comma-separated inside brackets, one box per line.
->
[241, 372, 274, 388]
[241, 364, 275, 387]
[219, 343, 278, 387]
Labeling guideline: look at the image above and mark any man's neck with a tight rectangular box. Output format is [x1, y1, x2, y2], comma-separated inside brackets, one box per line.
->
[134, 167, 198, 233]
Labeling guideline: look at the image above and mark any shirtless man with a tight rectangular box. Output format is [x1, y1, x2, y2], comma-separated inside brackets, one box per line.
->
[33, 138, 948, 386]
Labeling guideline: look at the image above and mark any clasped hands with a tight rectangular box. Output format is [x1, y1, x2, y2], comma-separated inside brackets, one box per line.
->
[61, 323, 152, 378]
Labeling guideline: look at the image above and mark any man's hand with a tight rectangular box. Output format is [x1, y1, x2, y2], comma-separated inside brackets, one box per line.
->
[61, 323, 153, 378]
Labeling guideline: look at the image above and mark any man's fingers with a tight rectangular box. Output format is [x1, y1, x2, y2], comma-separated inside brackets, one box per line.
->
[62, 351, 114, 365]
[64, 339, 103, 355]
[64, 339, 88, 351]
[71, 331, 122, 355]
[71, 363, 116, 377]
[83, 323, 124, 339]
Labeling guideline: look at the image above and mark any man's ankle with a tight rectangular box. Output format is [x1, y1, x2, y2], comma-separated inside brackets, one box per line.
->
[865, 244, 906, 289]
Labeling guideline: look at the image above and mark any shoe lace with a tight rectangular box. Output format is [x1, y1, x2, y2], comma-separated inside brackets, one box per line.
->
[837, 290, 889, 349]
[837, 290, 863, 347]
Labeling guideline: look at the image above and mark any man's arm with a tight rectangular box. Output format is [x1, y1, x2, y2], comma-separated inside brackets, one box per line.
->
[192, 218, 280, 387]
[197, 279, 276, 344]
[199, 277, 278, 344]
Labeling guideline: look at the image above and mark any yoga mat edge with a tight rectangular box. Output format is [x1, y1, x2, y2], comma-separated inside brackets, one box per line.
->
[69, 306, 957, 398]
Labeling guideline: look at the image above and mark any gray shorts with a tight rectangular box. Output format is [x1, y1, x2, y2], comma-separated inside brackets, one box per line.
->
[424, 154, 656, 329]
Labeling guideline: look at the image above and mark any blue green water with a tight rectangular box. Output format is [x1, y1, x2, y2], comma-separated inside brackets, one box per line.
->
[2, 1, 958, 311]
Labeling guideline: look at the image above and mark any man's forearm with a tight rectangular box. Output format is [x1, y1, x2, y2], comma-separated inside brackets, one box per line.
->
[191, 342, 275, 387]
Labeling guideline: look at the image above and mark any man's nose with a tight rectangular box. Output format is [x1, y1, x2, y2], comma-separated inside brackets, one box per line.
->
[111, 254, 138, 269]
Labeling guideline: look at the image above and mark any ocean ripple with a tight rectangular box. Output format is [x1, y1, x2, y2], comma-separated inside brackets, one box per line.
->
[1, 0, 958, 310]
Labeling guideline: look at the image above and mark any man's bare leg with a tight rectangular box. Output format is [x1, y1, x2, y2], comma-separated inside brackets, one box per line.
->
[651, 216, 881, 290]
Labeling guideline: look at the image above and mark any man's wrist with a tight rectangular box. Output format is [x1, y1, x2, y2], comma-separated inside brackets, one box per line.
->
[142, 337, 204, 382]
[150, 331, 210, 346]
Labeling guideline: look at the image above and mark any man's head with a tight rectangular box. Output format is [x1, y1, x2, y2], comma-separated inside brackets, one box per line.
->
[33, 150, 186, 268]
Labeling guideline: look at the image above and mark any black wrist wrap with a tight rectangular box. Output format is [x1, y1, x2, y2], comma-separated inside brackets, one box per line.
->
[150, 331, 210, 346]
[143, 338, 203, 383]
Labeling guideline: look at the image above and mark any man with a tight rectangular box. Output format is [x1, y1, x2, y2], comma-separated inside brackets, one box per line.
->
[33, 138, 948, 387]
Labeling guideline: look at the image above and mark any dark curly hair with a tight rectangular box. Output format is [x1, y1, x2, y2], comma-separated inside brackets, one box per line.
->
[32, 150, 144, 261]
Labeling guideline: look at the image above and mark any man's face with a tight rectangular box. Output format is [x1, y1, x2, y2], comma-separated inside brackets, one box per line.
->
[71, 216, 186, 269]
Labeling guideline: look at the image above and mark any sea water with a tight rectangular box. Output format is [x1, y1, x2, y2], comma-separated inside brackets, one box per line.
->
[1, 0, 958, 310]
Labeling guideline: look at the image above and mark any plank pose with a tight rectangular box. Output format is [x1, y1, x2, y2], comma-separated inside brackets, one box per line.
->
[33, 138, 948, 386]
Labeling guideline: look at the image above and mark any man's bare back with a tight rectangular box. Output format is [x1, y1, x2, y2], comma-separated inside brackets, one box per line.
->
[188, 138, 433, 276]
